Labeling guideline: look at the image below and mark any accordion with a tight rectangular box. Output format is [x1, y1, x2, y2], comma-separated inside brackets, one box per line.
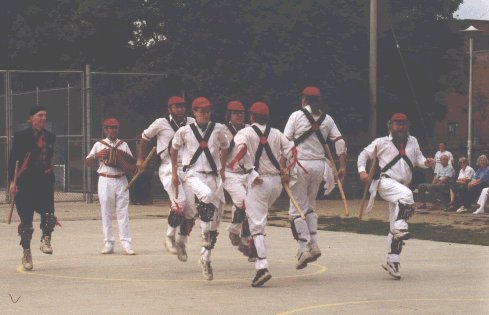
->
[99, 140, 137, 174]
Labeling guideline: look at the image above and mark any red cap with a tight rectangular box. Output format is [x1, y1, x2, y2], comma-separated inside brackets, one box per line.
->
[192, 97, 212, 109]
[168, 96, 185, 107]
[250, 102, 269, 115]
[227, 101, 245, 111]
[390, 113, 408, 121]
[103, 118, 120, 126]
[302, 86, 321, 97]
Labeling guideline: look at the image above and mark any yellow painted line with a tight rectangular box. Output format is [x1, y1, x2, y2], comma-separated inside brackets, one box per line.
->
[16, 255, 327, 283]
[277, 297, 489, 315]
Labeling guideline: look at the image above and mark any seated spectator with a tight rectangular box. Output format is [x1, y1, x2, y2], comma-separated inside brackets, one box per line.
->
[434, 142, 454, 175]
[447, 157, 475, 211]
[418, 155, 455, 210]
[456, 155, 489, 213]
[473, 188, 489, 215]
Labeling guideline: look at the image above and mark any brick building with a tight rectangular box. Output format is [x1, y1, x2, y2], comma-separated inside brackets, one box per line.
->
[433, 20, 489, 153]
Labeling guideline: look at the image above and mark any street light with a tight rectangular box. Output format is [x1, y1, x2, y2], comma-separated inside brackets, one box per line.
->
[460, 25, 481, 165]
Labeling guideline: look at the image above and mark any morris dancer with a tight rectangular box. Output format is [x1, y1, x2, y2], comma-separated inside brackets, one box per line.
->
[137, 96, 196, 262]
[230, 101, 295, 287]
[222, 101, 253, 257]
[283, 86, 347, 270]
[8, 106, 57, 270]
[171, 97, 229, 280]
[86, 118, 136, 255]
[357, 113, 434, 279]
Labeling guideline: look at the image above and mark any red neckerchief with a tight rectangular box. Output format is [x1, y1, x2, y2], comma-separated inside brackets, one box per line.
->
[33, 128, 48, 168]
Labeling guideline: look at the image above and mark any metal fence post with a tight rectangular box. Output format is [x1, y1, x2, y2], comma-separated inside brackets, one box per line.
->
[85, 64, 93, 203]
[4, 71, 10, 203]
[66, 82, 71, 192]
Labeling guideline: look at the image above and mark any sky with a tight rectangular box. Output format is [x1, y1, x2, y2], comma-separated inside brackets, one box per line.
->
[454, 0, 489, 20]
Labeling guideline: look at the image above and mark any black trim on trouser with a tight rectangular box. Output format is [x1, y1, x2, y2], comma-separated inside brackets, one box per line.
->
[179, 218, 195, 236]
[290, 217, 309, 242]
[231, 207, 246, 224]
[41, 213, 56, 237]
[18, 224, 34, 249]
[241, 218, 251, 238]
[389, 237, 404, 255]
[396, 202, 415, 221]
[290, 218, 300, 241]
[197, 201, 216, 222]
[204, 230, 219, 250]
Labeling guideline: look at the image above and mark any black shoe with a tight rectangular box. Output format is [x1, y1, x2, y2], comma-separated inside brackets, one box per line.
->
[251, 268, 272, 287]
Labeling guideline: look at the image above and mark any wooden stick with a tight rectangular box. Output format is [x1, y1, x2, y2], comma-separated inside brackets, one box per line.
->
[124, 147, 156, 192]
[282, 184, 305, 219]
[8, 161, 19, 224]
[324, 143, 349, 216]
[359, 146, 377, 220]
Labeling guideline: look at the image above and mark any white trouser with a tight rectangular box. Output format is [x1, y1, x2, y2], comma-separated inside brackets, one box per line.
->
[246, 175, 283, 270]
[160, 164, 196, 238]
[223, 171, 247, 235]
[186, 171, 225, 262]
[378, 177, 414, 263]
[185, 171, 224, 232]
[289, 160, 325, 251]
[476, 188, 489, 210]
[98, 176, 132, 249]
[288, 159, 325, 217]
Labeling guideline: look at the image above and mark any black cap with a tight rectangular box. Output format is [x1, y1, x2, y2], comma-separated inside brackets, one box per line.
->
[29, 105, 46, 116]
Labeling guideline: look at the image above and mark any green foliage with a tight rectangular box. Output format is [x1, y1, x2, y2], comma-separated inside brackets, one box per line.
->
[1, 0, 466, 137]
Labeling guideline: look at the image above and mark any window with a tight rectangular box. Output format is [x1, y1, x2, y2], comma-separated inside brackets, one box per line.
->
[448, 122, 458, 137]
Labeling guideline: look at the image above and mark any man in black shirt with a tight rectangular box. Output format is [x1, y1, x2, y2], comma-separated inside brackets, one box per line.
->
[8, 105, 57, 271]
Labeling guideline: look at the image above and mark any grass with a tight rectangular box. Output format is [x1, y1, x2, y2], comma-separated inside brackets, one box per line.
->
[267, 214, 489, 246]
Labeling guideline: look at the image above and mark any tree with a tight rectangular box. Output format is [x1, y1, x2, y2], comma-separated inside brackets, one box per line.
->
[0, 0, 145, 70]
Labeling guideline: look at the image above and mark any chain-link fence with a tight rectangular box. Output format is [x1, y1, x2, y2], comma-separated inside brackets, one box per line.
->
[86, 68, 171, 203]
[1, 67, 172, 204]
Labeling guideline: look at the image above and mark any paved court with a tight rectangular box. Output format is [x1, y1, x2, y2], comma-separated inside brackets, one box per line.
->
[0, 204, 488, 314]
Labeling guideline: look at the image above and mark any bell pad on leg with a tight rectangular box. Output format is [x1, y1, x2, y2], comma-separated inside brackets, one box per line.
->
[168, 209, 184, 228]
[179, 218, 195, 236]
[231, 207, 246, 224]
[397, 202, 415, 220]
[197, 202, 216, 222]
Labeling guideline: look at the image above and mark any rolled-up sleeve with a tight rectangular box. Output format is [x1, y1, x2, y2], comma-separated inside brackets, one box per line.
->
[172, 129, 184, 150]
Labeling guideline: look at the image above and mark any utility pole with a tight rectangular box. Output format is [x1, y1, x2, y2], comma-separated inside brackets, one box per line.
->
[368, 0, 378, 140]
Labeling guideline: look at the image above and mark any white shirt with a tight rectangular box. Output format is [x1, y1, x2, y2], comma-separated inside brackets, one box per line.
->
[283, 105, 346, 160]
[434, 150, 454, 174]
[86, 138, 133, 175]
[458, 165, 475, 180]
[223, 122, 253, 173]
[234, 123, 295, 176]
[357, 134, 428, 186]
[142, 115, 195, 165]
[172, 122, 229, 173]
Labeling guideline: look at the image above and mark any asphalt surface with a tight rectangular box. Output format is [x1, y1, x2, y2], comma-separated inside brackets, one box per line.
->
[1, 202, 488, 314]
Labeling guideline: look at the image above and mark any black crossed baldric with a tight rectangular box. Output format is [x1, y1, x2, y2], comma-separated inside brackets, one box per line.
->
[226, 122, 238, 153]
[162, 116, 187, 156]
[166, 116, 187, 132]
[380, 141, 414, 173]
[252, 125, 280, 172]
[183, 122, 218, 174]
[293, 109, 328, 147]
